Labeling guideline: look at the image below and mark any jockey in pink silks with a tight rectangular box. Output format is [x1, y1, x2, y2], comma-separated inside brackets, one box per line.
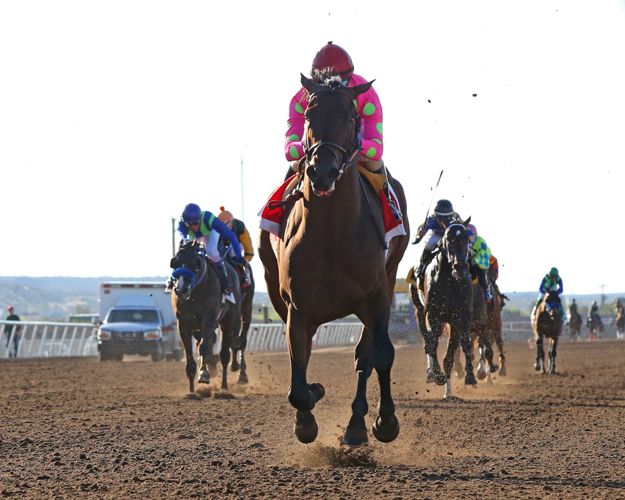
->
[283, 41, 385, 179]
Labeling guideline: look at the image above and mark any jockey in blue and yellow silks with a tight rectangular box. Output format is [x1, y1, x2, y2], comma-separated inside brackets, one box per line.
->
[535, 267, 566, 320]
[165, 203, 248, 295]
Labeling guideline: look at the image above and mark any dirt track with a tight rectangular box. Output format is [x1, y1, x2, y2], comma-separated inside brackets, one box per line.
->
[1, 339, 625, 499]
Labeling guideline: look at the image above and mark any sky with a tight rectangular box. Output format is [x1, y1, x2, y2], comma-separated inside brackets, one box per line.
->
[1, 0, 625, 296]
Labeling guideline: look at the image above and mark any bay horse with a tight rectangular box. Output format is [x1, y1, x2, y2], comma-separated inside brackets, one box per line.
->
[410, 222, 478, 398]
[616, 303, 625, 339]
[170, 240, 242, 393]
[533, 289, 563, 374]
[567, 301, 582, 341]
[258, 73, 409, 447]
[476, 280, 508, 379]
[587, 311, 604, 340]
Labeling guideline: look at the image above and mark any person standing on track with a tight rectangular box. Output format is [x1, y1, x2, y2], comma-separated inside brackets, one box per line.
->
[4, 305, 21, 358]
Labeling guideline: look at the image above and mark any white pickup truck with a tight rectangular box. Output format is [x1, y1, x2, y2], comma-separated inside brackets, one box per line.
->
[96, 282, 183, 362]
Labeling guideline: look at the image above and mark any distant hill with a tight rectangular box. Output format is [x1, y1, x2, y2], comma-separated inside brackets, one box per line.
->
[0, 276, 622, 322]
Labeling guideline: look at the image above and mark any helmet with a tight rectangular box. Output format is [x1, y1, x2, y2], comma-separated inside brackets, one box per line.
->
[217, 206, 233, 224]
[434, 199, 454, 217]
[312, 42, 354, 79]
[7, 305, 13, 312]
[467, 224, 477, 236]
[181, 203, 202, 224]
[549, 267, 559, 277]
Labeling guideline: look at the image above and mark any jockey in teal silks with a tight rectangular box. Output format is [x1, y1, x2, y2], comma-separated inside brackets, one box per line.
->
[535, 267, 566, 321]
[165, 203, 248, 295]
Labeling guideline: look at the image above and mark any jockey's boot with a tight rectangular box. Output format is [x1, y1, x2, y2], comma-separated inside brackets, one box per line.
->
[216, 261, 234, 295]
[416, 248, 435, 291]
[164, 276, 175, 294]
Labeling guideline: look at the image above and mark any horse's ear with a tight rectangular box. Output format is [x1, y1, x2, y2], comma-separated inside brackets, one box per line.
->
[346, 80, 375, 99]
[463, 216, 472, 227]
[301, 73, 325, 95]
[178, 240, 184, 250]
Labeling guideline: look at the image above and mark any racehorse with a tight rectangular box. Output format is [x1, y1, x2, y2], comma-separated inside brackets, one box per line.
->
[258, 73, 409, 447]
[476, 280, 508, 379]
[220, 243, 255, 384]
[170, 240, 242, 393]
[587, 311, 604, 340]
[616, 303, 625, 339]
[533, 289, 563, 374]
[567, 302, 582, 341]
[410, 222, 478, 398]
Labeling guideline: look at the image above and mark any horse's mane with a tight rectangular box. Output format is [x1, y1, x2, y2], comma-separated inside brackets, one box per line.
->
[310, 69, 343, 89]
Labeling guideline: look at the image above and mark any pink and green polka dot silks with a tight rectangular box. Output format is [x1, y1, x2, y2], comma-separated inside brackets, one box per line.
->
[284, 73, 384, 162]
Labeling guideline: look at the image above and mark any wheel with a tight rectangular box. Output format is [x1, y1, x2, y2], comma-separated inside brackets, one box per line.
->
[151, 352, 163, 362]
[165, 353, 174, 362]
[100, 353, 110, 362]
[115, 354, 124, 362]
[173, 348, 183, 362]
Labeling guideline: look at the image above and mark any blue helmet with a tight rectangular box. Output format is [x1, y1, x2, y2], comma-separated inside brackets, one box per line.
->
[181, 203, 202, 224]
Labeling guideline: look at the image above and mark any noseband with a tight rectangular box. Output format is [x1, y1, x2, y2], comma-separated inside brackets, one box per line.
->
[172, 248, 207, 294]
[302, 87, 360, 181]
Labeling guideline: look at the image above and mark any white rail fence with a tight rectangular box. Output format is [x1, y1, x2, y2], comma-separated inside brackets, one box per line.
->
[0, 321, 98, 359]
[1, 321, 364, 360]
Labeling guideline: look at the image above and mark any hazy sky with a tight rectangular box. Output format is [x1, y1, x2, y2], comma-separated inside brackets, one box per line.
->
[1, 0, 624, 295]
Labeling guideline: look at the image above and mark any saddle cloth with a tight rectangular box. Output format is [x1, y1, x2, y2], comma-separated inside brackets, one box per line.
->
[258, 167, 406, 242]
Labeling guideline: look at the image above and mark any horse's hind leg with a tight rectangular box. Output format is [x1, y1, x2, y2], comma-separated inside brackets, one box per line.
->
[496, 333, 507, 376]
[238, 350, 249, 384]
[535, 336, 545, 373]
[460, 327, 477, 386]
[198, 315, 219, 385]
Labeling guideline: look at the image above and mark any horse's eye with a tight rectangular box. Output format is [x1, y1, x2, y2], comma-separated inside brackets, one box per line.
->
[304, 113, 310, 120]
[348, 117, 354, 125]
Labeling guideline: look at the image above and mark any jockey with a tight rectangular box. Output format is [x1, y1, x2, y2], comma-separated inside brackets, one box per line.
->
[589, 300, 599, 318]
[412, 199, 464, 290]
[284, 42, 394, 189]
[535, 267, 566, 321]
[217, 207, 254, 262]
[165, 203, 247, 295]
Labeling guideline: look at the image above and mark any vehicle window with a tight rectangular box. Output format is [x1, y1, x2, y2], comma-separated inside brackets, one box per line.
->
[107, 309, 159, 324]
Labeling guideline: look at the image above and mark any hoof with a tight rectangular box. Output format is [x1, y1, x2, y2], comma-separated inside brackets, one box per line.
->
[534, 363, 541, 372]
[476, 369, 487, 381]
[344, 415, 368, 447]
[230, 360, 240, 372]
[426, 370, 436, 384]
[238, 372, 249, 384]
[294, 410, 318, 444]
[454, 370, 465, 379]
[434, 373, 447, 386]
[499, 365, 507, 377]
[465, 373, 478, 386]
[490, 364, 499, 373]
[372, 415, 400, 443]
[197, 369, 210, 384]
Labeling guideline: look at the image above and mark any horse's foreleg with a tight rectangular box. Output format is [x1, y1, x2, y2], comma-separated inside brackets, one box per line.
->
[535, 336, 545, 373]
[549, 336, 559, 374]
[180, 329, 197, 393]
[238, 350, 249, 384]
[198, 315, 218, 385]
[495, 333, 507, 376]
[460, 325, 477, 386]
[219, 325, 232, 391]
[287, 309, 323, 444]
[423, 318, 445, 385]
[358, 290, 399, 445]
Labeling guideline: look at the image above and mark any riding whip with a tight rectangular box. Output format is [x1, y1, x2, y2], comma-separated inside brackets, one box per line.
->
[412, 170, 444, 244]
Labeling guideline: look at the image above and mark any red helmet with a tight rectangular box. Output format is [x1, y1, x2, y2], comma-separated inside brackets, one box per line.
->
[311, 42, 354, 79]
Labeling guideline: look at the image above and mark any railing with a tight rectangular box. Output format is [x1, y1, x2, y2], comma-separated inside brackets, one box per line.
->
[0, 321, 98, 359]
[1, 321, 363, 359]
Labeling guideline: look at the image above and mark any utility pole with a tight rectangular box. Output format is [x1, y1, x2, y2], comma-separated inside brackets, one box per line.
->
[171, 217, 176, 258]
[599, 284, 607, 307]
[240, 155, 244, 223]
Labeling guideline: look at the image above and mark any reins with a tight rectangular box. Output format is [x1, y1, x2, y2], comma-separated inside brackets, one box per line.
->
[172, 247, 207, 293]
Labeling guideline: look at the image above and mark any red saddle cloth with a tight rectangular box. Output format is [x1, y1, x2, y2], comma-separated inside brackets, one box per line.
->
[258, 168, 406, 242]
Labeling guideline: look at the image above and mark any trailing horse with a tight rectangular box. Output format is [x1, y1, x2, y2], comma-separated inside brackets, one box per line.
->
[220, 243, 255, 384]
[477, 281, 508, 379]
[170, 240, 242, 393]
[587, 312, 604, 340]
[533, 289, 563, 374]
[258, 73, 409, 446]
[567, 302, 582, 341]
[410, 222, 478, 398]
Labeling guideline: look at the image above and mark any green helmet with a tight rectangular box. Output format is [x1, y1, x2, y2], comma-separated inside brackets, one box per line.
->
[549, 267, 559, 277]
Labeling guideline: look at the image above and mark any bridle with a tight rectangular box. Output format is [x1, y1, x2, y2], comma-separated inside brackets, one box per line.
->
[443, 224, 469, 266]
[300, 87, 361, 181]
[171, 245, 207, 296]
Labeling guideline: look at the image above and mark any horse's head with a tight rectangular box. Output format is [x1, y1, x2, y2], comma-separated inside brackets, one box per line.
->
[300, 72, 373, 197]
[169, 240, 205, 302]
[442, 223, 470, 280]
[544, 290, 562, 320]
